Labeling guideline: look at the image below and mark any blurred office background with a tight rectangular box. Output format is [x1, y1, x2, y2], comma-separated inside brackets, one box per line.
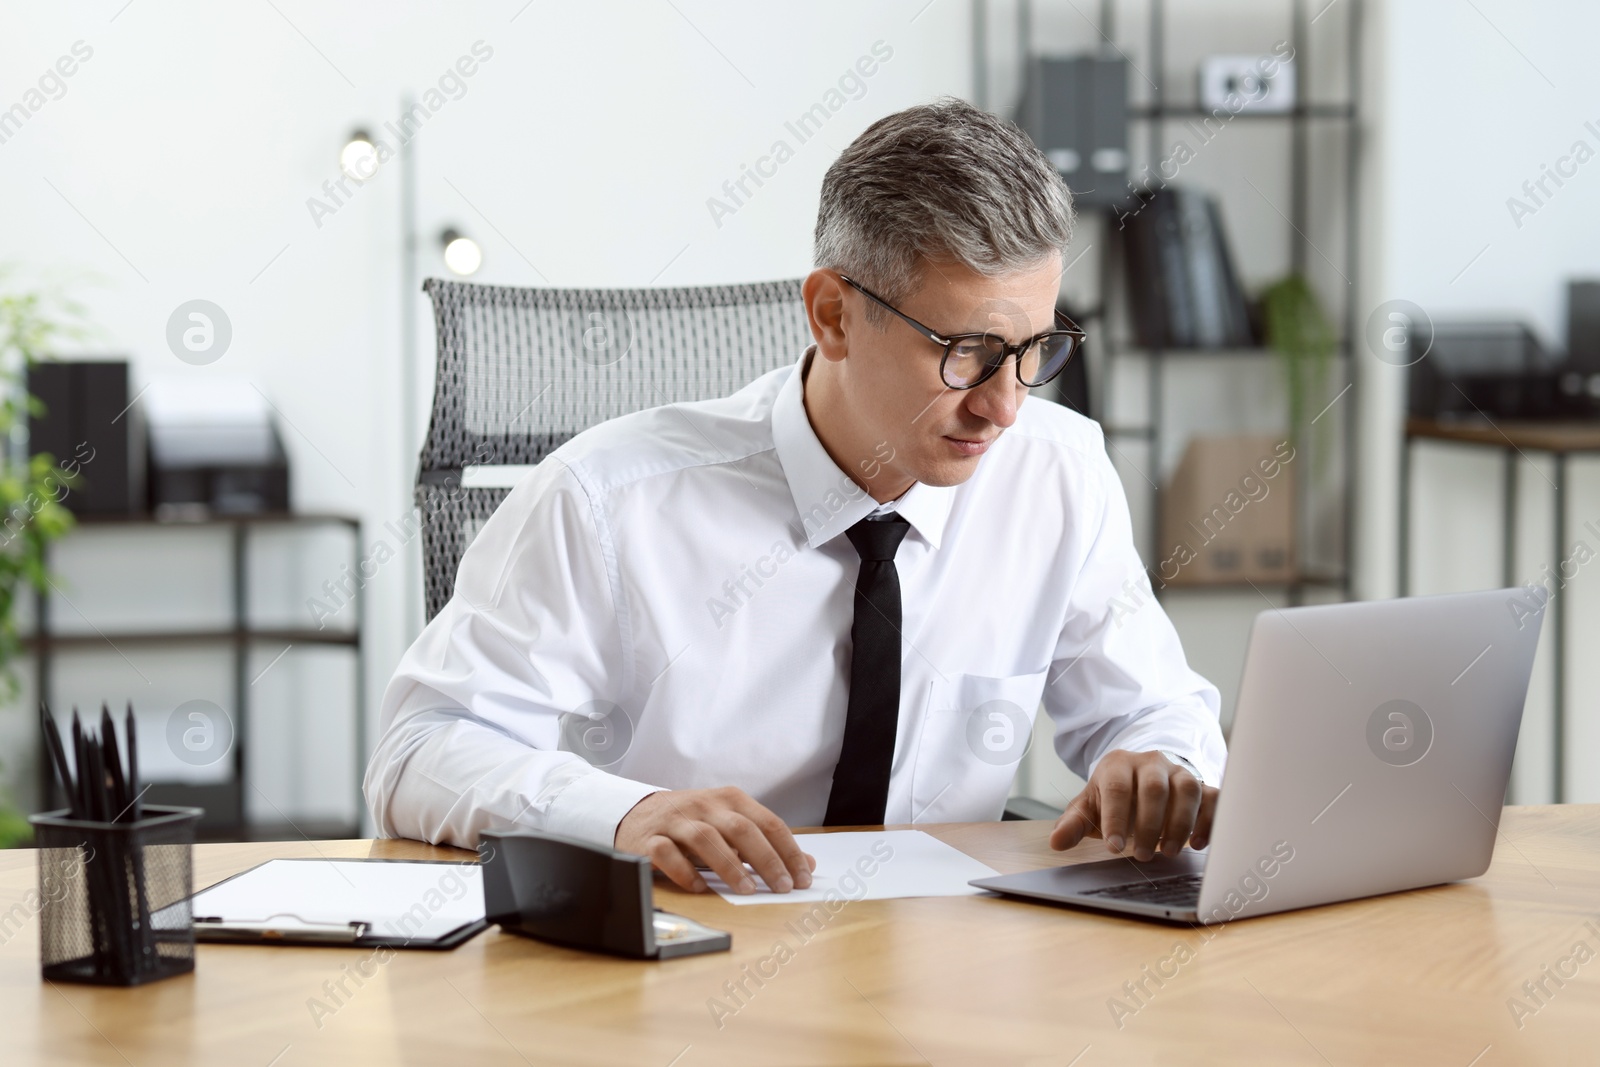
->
[0, 0, 1595, 841]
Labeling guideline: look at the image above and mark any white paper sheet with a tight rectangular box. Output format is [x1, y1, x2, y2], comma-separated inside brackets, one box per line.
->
[189, 858, 484, 941]
[702, 830, 999, 905]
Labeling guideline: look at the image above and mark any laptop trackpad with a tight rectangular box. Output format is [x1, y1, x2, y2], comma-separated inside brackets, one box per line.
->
[972, 849, 1207, 897]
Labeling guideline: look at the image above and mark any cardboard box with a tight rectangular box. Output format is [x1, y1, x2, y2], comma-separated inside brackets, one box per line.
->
[1156, 434, 1296, 586]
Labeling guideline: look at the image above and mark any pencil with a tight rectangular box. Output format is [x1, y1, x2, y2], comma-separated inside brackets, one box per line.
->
[124, 703, 152, 974]
[125, 702, 140, 821]
[40, 704, 74, 814]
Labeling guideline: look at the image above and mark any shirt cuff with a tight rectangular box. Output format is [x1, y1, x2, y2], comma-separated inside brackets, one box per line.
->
[1087, 729, 1224, 787]
[541, 769, 665, 848]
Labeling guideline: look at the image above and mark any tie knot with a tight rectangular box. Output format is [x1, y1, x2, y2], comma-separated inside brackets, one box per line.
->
[845, 513, 910, 562]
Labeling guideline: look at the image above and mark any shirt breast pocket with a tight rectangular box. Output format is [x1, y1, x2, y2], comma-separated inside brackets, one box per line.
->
[908, 669, 1049, 825]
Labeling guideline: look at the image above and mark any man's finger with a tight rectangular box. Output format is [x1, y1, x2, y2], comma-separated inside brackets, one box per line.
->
[1097, 764, 1135, 853]
[1190, 787, 1221, 849]
[675, 818, 754, 894]
[734, 794, 815, 889]
[647, 835, 706, 892]
[1131, 765, 1169, 861]
[1158, 768, 1203, 856]
[712, 811, 795, 893]
[1049, 790, 1101, 851]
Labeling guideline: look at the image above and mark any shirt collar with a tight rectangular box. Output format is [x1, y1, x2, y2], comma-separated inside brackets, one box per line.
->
[771, 346, 955, 551]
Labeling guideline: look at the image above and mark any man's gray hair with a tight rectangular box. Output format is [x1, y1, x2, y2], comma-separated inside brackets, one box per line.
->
[814, 96, 1074, 320]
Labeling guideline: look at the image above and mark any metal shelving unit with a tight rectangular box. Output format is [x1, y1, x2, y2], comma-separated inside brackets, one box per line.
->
[1081, 0, 1363, 603]
[30, 512, 365, 840]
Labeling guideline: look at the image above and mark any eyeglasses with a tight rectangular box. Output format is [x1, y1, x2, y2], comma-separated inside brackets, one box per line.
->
[839, 274, 1085, 391]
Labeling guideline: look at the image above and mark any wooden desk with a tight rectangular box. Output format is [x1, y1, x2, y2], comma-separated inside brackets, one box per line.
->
[3, 809, 1599, 1065]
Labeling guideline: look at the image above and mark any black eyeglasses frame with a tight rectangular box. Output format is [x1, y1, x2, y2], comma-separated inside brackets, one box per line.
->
[838, 274, 1085, 391]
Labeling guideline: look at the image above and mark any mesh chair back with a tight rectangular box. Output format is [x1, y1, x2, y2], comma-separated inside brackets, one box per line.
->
[417, 277, 811, 620]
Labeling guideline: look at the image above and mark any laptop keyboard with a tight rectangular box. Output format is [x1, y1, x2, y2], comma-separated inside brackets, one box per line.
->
[1081, 872, 1204, 906]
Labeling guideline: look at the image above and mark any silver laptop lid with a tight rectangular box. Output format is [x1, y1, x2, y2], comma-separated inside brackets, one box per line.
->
[1195, 589, 1543, 922]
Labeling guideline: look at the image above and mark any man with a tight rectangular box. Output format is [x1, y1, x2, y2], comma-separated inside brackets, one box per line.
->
[366, 97, 1225, 896]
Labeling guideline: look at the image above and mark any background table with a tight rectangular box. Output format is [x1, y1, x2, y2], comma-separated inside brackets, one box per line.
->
[4, 809, 1599, 1065]
[1400, 417, 1600, 803]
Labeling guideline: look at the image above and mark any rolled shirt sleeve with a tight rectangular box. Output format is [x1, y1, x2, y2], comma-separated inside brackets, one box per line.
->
[1042, 441, 1228, 786]
[364, 459, 665, 849]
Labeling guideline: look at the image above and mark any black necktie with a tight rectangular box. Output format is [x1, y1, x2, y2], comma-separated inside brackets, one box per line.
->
[824, 513, 911, 826]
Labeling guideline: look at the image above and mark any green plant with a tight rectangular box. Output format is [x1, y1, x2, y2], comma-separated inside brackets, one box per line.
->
[0, 802, 29, 849]
[0, 278, 86, 846]
[1261, 272, 1338, 459]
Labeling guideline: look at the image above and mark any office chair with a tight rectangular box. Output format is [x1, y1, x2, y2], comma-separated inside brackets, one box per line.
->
[416, 275, 1061, 821]
[416, 276, 811, 620]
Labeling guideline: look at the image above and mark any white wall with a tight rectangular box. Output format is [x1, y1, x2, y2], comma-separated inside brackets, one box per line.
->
[0, 0, 972, 823]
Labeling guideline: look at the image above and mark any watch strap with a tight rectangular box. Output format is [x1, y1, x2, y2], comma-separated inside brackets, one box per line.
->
[1158, 749, 1205, 787]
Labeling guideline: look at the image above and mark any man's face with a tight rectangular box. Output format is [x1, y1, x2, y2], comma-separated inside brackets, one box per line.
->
[837, 256, 1063, 490]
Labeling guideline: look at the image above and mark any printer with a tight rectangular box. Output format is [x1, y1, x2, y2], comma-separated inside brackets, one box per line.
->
[143, 380, 289, 517]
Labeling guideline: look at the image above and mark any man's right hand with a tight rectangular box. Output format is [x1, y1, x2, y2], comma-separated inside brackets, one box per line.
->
[614, 786, 815, 895]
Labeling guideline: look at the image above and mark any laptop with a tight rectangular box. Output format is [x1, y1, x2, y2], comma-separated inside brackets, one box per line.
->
[970, 588, 1544, 923]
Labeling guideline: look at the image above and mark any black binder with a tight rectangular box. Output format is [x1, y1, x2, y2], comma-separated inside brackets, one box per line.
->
[26, 360, 135, 514]
[1123, 186, 1254, 350]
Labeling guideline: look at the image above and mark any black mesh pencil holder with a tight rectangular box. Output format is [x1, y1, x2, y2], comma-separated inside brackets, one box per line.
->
[28, 805, 202, 986]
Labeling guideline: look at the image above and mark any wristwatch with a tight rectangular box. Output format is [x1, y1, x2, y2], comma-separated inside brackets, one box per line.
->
[1157, 749, 1205, 787]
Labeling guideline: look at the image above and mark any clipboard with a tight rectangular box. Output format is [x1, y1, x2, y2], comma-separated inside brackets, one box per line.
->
[186, 858, 490, 949]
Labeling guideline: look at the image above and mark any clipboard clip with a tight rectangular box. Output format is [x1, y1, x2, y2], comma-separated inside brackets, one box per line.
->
[194, 913, 372, 943]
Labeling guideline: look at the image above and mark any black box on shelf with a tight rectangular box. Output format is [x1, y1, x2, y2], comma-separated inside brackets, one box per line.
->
[1407, 322, 1596, 420]
[26, 360, 139, 514]
[1562, 281, 1600, 407]
[1020, 54, 1130, 210]
[1569, 280, 1600, 371]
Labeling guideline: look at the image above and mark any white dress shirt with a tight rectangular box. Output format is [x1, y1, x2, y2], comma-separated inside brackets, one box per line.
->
[365, 352, 1225, 849]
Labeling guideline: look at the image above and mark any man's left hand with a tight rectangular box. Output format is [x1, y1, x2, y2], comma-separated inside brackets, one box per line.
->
[1048, 749, 1218, 859]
